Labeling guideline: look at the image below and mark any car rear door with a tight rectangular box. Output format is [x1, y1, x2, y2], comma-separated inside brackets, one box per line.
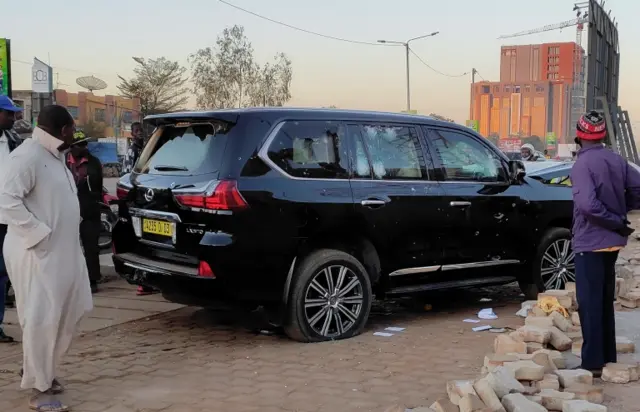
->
[423, 126, 526, 267]
[347, 122, 449, 287]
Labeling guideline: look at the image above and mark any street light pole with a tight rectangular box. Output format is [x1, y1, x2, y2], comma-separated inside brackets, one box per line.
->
[378, 32, 439, 112]
[405, 44, 410, 112]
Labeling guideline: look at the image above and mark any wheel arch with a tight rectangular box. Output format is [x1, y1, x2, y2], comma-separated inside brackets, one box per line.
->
[294, 232, 382, 285]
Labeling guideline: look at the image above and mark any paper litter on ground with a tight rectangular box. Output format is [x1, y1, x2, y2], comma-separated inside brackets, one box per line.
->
[477, 308, 498, 320]
[385, 327, 405, 332]
[373, 332, 394, 337]
[472, 325, 492, 332]
[463, 318, 480, 323]
[479, 297, 493, 302]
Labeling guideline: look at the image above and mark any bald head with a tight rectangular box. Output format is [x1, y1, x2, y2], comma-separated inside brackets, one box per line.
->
[37, 105, 75, 144]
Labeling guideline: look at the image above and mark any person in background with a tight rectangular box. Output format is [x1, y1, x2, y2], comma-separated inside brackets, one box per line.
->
[570, 110, 640, 377]
[543, 149, 551, 159]
[13, 110, 33, 140]
[520, 143, 540, 161]
[121, 121, 155, 296]
[67, 131, 103, 294]
[0, 105, 93, 411]
[121, 121, 144, 175]
[0, 96, 25, 343]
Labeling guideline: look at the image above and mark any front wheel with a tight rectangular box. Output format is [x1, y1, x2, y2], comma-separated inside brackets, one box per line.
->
[284, 249, 373, 342]
[519, 227, 575, 299]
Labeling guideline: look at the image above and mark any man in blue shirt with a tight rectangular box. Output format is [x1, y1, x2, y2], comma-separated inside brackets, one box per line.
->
[570, 110, 640, 375]
[0, 96, 25, 343]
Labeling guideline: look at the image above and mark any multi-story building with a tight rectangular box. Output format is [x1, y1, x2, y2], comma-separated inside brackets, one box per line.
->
[53, 89, 141, 138]
[470, 42, 583, 148]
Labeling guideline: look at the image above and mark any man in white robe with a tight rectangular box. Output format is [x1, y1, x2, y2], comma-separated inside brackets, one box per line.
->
[0, 105, 93, 412]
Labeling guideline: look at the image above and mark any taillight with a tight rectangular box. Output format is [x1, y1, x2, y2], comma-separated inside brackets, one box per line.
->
[174, 180, 247, 211]
[116, 186, 129, 200]
[198, 261, 215, 278]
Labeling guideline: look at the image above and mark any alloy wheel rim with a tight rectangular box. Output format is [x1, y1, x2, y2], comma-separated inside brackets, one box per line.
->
[303, 265, 364, 338]
[540, 238, 575, 290]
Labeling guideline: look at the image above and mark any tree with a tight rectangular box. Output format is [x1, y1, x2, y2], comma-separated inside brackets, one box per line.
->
[81, 120, 106, 138]
[117, 57, 189, 117]
[522, 135, 544, 152]
[486, 133, 499, 146]
[190, 25, 293, 109]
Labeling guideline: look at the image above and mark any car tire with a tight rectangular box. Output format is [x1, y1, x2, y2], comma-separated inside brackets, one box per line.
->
[284, 249, 373, 343]
[518, 227, 574, 299]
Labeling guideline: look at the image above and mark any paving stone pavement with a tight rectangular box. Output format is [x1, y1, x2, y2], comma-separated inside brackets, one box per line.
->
[0, 285, 530, 412]
[2, 216, 640, 410]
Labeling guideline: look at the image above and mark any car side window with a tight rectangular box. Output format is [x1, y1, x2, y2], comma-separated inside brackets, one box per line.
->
[346, 125, 372, 178]
[266, 120, 349, 179]
[359, 124, 427, 180]
[427, 128, 507, 183]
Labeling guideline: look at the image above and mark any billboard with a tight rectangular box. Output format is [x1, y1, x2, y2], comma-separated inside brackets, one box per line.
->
[32, 58, 53, 94]
[585, 0, 619, 113]
[497, 138, 522, 153]
[0, 39, 11, 97]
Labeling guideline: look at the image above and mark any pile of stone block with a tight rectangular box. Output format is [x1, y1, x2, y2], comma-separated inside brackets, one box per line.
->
[614, 264, 640, 309]
[386, 283, 638, 412]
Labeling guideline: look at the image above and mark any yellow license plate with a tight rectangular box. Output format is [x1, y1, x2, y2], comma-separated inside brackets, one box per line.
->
[142, 219, 173, 237]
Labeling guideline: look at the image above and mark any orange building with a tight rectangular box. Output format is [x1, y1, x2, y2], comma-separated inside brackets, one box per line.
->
[500, 42, 581, 84]
[470, 42, 582, 146]
[54, 89, 141, 138]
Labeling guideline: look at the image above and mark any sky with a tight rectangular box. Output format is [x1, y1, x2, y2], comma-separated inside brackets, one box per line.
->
[4, 0, 640, 125]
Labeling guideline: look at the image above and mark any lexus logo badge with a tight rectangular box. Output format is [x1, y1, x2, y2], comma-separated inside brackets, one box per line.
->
[144, 188, 155, 202]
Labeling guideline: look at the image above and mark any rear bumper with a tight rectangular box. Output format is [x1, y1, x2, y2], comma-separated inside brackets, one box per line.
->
[112, 251, 288, 306]
[113, 252, 199, 277]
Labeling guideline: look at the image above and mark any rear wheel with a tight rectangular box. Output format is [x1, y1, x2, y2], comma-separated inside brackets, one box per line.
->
[284, 249, 372, 342]
[518, 227, 575, 299]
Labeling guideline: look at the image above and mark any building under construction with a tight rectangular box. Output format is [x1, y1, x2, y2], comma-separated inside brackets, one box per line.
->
[469, 42, 584, 150]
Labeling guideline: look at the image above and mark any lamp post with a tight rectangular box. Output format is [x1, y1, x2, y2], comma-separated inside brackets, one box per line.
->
[378, 32, 439, 112]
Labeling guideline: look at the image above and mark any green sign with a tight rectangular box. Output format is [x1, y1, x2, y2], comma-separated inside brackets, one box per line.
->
[0, 39, 9, 96]
[545, 132, 557, 150]
[466, 120, 479, 132]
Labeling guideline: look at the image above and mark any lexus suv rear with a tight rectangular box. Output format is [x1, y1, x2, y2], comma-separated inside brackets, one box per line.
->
[113, 108, 574, 342]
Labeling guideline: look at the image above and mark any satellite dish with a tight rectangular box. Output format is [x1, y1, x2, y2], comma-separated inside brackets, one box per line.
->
[76, 76, 107, 92]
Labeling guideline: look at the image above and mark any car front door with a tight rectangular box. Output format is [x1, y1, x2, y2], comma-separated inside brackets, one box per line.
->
[423, 126, 527, 267]
[347, 123, 449, 287]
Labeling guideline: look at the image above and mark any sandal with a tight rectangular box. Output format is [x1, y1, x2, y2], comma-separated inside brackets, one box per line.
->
[29, 400, 69, 412]
[19, 369, 64, 394]
[0, 329, 14, 343]
[51, 378, 64, 394]
[136, 286, 153, 296]
[29, 392, 69, 412]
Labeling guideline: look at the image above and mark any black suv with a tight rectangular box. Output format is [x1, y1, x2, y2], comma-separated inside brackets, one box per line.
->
[113, 108, 574, 342]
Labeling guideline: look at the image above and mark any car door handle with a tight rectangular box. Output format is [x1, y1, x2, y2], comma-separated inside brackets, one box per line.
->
[450, 201, 472, 207]
[361, 199, 388, 207]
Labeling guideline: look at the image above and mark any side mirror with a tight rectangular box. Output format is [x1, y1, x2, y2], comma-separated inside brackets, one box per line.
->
[509, 160, 526, 182]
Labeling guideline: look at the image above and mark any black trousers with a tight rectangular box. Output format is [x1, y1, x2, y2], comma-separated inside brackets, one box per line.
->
[575, 250, 618, 370]
[80, 219, 102, 285]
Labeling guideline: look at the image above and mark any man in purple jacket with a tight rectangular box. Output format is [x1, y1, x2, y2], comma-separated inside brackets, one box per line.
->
[570, 111, 640, 375]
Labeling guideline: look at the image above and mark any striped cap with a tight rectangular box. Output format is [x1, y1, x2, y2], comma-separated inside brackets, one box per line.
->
[577, 111, 606, 140]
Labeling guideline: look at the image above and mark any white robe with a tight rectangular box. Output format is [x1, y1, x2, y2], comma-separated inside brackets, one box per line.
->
[0, 127, 93, 392]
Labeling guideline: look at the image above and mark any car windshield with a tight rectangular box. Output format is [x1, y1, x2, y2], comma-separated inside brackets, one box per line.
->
[134, 123, 229, 176]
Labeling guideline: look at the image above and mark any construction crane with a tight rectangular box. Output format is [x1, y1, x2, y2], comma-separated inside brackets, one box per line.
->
[497, 17, 587, 41]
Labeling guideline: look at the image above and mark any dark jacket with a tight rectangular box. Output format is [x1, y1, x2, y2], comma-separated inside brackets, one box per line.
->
[570, 144, 640, 252]
[121, 140, 143, 175]
[67, 153, 103, 221]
